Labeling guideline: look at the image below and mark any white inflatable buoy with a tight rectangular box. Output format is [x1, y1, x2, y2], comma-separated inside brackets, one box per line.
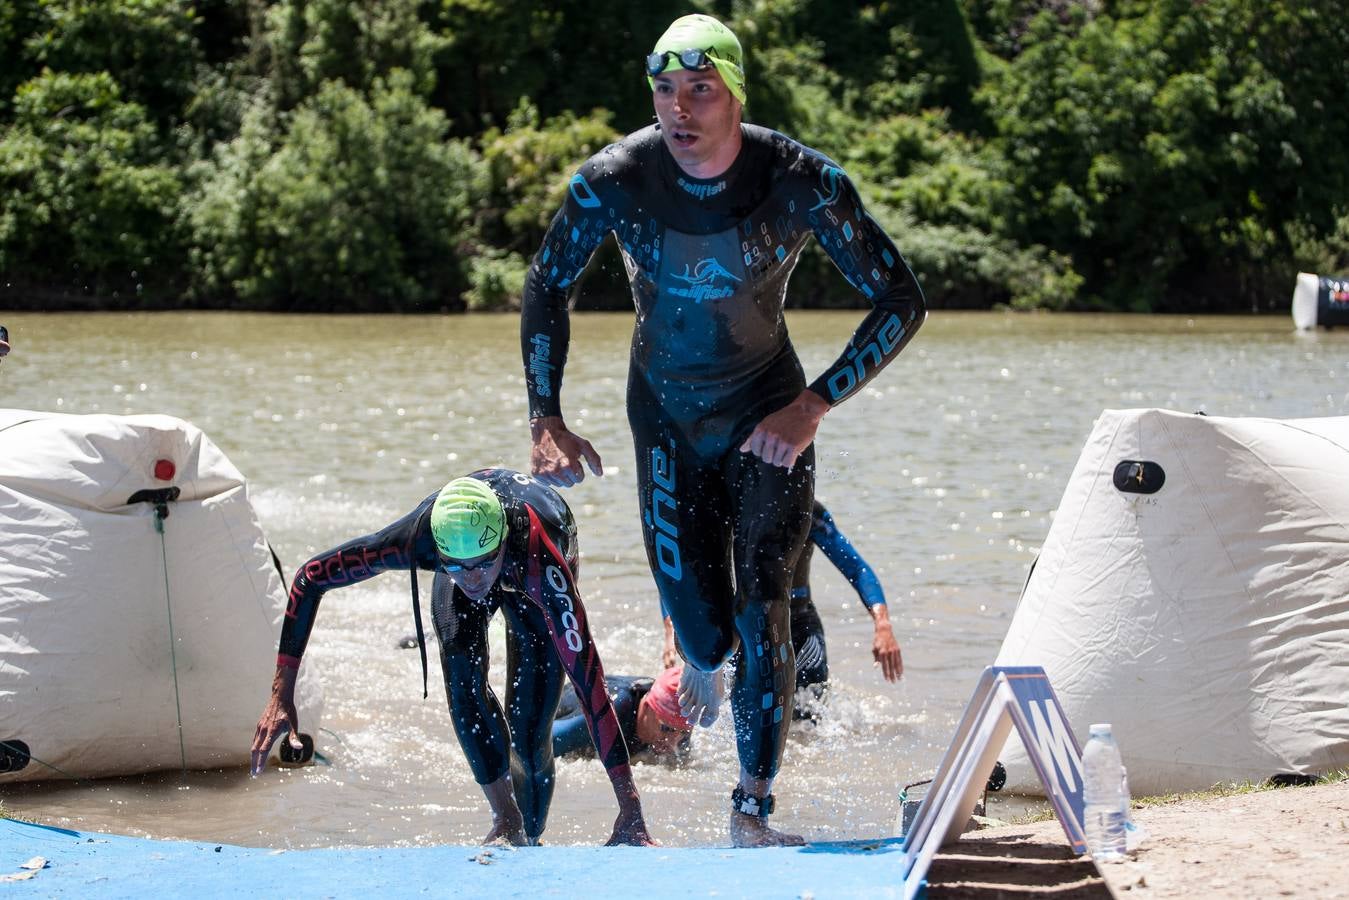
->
[994, 408, 1349, 795]
[0, 410, 324, 782]
[1292, 271, 1349, 329]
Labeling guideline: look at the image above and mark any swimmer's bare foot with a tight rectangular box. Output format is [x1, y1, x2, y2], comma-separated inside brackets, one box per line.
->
[482, 821, 528, 846]
[729, 811, 805, 847]
[678, 664, 724, 727]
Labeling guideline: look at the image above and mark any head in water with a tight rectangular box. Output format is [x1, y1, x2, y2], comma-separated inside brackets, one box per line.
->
[635, 665, 694, 755]
[646, 14, 745, 177]
[432, 476, 507, 600]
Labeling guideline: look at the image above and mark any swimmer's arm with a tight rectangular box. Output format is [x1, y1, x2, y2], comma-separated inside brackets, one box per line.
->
[551, 713, 594, 759]
[809, 506, 901, 680]
[869, 602, 903, 682]
[742, 171, 926, 468]
[275, 500, 430, 665]
[804, 167, 926, 407]
[546, 603, 653, 845]
[811, 507, 887, 609]
[254, 502, 430, 773]
[521, 169, 614, 487]
[661, 615, 680, 670]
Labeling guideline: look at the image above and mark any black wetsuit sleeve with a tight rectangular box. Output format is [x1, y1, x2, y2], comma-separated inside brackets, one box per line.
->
[551, 711, 594, 758]
[521, 166, 613, 420]
[277, 499, 433, 665]
[552, 676, 644, 759]
[804, 165, 927, 405]
[520, 504, 632, 775]
[811, 506, 887, 609]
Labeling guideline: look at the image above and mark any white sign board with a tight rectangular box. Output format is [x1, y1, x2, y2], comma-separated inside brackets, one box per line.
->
[898, 666, 1087, 898]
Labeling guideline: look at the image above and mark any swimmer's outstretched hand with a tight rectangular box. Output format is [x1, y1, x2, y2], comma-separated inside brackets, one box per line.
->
[606, 769, 658, 846]
[678, 664, 725, 728]
[530, 416, 603, 488]
[871, 606, 904, 682]
[250, 664, 304, 775]
[606, 807, 658, 847]
[739, 390, 829, 469]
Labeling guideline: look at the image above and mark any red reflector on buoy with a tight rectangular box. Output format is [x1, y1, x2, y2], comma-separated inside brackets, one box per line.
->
[154, 459, 175, 481]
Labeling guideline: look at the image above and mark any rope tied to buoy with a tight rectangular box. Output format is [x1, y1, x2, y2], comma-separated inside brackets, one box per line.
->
[128, 486, 188, 781]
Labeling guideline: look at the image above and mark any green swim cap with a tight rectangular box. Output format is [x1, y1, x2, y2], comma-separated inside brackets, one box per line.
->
[431, 477, 506, 559]
[647, 14, 746, 105]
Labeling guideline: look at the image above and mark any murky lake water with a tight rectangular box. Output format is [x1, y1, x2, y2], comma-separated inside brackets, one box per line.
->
[1, 309, 1344, 847]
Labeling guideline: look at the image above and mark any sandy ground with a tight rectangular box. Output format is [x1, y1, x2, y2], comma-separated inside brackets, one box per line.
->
[925, 779, 1349, 899]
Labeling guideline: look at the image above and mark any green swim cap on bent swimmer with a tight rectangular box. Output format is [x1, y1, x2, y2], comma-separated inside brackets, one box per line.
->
[646, 14, 746, 105]
[432, 477, 506, 559]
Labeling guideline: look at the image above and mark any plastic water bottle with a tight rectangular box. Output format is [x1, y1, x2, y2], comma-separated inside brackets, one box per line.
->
[1121, 766, 1147, 851]
[1081, 723, 1127, 861]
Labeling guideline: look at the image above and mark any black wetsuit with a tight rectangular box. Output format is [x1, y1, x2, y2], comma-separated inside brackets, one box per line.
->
[790, 501, 887, 716]
[278, 468, 629, 838]
[522, 123, 924, 780]
[552, 675, 651, 758]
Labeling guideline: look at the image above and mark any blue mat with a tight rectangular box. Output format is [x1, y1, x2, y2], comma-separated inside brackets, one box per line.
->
[1, 819, 911, 898]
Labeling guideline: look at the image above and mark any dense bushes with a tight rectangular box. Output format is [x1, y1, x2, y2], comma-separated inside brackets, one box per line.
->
[0, 70, 182, 299]
[185, 73, 483, 311]
[1, 0, 1346, 312]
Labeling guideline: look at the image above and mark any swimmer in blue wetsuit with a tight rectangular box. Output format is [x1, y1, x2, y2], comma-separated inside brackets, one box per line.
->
[522, 14, 925, 847]
[250, 470, 653, 847]
[662, 500, 902, 719]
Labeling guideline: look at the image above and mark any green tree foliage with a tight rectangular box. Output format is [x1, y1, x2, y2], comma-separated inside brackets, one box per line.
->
[22, 0, 205, 130]
[980, 0, 1349, 310]
[0, 70, 182, 297]
[259, 0, 447, 110]
[185, 70, 485, 310]
[848, 111, 1080, 308]
[0, 0, 44, 119]
[466, 100, 625, 311]
[0, 0, 1345, 312]
[479, 100, 621, 253]
[427, 0, 682, 137]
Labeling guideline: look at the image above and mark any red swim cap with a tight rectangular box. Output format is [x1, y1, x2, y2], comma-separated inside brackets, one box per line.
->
[646, 665, 692, 732]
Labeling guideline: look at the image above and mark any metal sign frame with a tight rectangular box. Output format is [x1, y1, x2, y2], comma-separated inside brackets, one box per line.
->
[898, 666, 1087, 899]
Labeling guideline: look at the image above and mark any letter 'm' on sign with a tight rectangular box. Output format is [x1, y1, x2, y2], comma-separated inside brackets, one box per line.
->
[1027, 699, 1081, 794]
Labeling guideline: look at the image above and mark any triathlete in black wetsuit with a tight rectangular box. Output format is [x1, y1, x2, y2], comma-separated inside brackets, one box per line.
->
[250, 469, 653, 847]
[523, 14, 924, 847]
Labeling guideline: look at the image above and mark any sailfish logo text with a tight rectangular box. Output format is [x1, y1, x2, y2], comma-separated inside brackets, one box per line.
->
[529, 333, 554, 397]
[668, 258, 741, 303]
[677, 177, 727, 200]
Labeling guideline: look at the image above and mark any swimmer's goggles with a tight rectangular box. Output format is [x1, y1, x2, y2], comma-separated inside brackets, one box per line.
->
[645, 47, 719, 77]
[441, 548, 500, 573]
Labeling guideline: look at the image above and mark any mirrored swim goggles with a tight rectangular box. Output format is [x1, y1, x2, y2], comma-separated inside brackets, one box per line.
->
[645, 47, 719, 77]
[441, 549, 499, 573]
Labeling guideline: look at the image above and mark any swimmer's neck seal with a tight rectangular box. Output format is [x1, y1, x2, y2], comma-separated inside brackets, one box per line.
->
[731, 786, 774, 817]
